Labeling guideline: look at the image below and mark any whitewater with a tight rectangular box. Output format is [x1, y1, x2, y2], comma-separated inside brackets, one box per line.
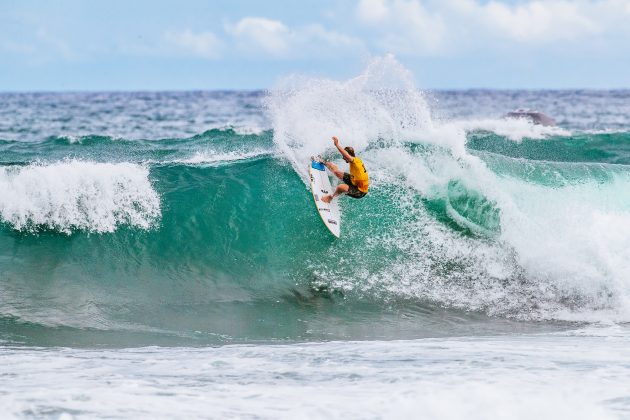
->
[2, 57, 630, 418]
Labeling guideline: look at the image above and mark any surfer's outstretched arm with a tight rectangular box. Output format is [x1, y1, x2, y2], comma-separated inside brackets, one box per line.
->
[333, 136, 354, 162]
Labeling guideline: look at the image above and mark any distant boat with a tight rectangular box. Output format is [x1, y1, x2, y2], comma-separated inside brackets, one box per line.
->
[504, 109, 555, 126]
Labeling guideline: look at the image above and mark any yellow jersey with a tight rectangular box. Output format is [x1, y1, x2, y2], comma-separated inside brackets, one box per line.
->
[349, 157, 369, 193]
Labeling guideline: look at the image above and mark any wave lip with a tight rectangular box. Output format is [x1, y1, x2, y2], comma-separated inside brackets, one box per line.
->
[0, 160, 160, 233]
[173, 149, 272, 165]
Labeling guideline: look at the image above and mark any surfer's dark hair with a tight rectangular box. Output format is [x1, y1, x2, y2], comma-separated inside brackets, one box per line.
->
[344, 146, 355, 157]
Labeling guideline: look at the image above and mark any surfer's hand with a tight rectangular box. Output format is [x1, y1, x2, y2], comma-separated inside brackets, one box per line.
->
[332, 136, 339, 146]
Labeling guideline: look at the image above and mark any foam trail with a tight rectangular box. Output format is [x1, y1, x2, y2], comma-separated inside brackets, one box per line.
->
[0, 160, 160, 233]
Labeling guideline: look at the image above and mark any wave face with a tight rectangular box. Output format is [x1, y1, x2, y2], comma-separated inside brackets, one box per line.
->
[2, 60, 630, 346]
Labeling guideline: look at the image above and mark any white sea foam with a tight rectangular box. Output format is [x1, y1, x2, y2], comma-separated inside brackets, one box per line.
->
[176, 149, 271, 165]
[0, 160, 161, 233]
[2, 331, 629, 418]
[229, 124, 266, 136]
[268, 55, 630, 322]
[453, 117, 571, 141]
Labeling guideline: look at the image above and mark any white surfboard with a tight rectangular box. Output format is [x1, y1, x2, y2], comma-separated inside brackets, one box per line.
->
[309, 159, 341, 238]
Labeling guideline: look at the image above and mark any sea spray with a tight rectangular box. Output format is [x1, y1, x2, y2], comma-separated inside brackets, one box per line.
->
[266, 55, 433, 175]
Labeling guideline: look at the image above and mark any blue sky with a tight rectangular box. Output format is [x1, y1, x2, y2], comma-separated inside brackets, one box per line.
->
[2, 0, 630, 90]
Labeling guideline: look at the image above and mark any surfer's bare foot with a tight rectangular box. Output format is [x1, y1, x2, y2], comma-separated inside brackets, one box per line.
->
[321, 195, 333, 203]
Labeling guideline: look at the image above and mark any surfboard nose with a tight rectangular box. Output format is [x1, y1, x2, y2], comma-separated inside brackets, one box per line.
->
[311, 160, 326, 171]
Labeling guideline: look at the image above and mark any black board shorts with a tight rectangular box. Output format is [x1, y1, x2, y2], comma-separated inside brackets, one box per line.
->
[342, 173, 367, 199]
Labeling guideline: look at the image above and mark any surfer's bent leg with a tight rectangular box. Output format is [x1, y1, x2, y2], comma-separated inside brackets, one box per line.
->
[324, 162, 345, 180]
[322, 184, 349, 203]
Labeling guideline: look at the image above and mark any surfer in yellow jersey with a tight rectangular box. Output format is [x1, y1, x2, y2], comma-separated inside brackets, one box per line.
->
[321, 136, 369, 203]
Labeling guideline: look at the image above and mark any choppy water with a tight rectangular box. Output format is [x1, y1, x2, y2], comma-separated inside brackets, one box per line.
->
[4, 326, 630, 419]
[2, 56, 630, 418]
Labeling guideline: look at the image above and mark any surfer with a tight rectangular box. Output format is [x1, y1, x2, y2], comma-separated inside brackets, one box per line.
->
[321, 136, 369, 203]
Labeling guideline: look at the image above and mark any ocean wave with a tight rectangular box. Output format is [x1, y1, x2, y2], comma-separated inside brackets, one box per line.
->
[265, 55, 630, 323]
[0, 160, 160, 233]
[3, 60, 630, 343]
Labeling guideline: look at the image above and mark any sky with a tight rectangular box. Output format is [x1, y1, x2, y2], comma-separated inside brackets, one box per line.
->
[1, 0, 630, 91]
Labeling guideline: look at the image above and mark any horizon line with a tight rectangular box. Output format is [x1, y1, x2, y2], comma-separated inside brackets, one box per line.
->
[2, 87, 630, 94]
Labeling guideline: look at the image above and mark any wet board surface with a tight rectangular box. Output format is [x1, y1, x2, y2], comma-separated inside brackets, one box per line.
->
[309, 160, 341, 238]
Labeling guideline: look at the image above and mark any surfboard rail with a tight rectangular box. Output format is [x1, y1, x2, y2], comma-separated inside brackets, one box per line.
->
[309, 159, 341, 237]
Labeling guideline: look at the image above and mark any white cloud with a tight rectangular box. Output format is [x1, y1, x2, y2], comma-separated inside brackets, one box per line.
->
[228, 17, 290, 56]
[164, 30, 223, 59]
[355, 0, 630, 55]
[227, 17, 365, 58]
[459, 0, 599, 42]
[356, 0, 390, 23]
[0, 27, 75, 61]
[356, 0, 448, 54]
[298, 24, 364, 51]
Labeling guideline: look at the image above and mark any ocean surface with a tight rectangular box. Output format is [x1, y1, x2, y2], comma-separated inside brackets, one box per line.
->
[2, 57, 630, 418]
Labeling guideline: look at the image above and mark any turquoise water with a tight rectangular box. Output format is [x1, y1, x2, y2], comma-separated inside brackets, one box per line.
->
[0, 132, 561, 346]
[3, 57, 630, 418]
[2, 127, 630, 346]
